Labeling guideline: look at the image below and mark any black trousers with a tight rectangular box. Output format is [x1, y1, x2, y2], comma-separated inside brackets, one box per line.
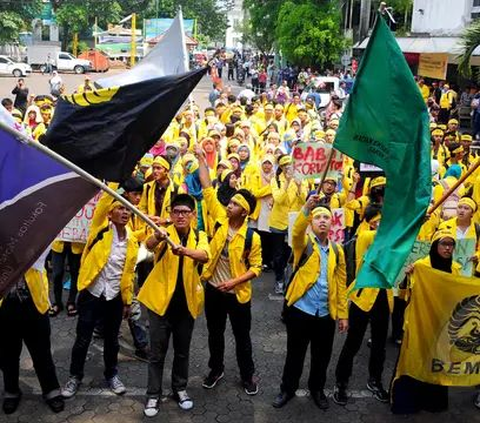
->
[70, 291, 123, 380]
[0, 296, 60, 398]
[204, 283, 255, 382]
[147, 308, 194, 396]
[391, 296, 407, 341]
[281, 306, 336, 395]
[228, 68, 234, 80]
[258, 230, 274, 268]
[51, 245, 80, 307]
[270, 231, 291, 283]
[335, 290, 390, 385]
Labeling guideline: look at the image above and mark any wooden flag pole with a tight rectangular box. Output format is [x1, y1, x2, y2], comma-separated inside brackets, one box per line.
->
[316, 146, 336, 194]
[0, 120, 177, 248]
[428, 158, 480, 215]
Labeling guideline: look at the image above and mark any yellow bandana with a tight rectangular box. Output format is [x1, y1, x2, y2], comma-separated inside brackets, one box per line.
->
[458, 197, 477, 212]
[153, 156, 171, 171]
[231, 193, 251, 214]
[312, 206, 332, 218]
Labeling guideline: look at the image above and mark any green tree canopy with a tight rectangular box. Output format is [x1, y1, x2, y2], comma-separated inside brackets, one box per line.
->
[0, 0, 43, 44]
[276, 1, 346, 69]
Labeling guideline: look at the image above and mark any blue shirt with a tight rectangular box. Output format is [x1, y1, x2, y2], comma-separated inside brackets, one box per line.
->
[294, 240, 330, 317]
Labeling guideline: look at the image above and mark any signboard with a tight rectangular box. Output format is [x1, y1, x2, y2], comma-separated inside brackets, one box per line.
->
[144, 18, 194, 42]
[359, 163, 383, 173]
[395, 240, 431, 288]
[453, 238, 476, 277]
[56, 192, 102, 243]
[418, 53, 448, 80]
[292, 143, 343, 180]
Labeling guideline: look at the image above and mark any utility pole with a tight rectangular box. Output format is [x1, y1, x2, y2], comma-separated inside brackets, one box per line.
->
[130, 13, 136, 68]
[359, 0, 372, 40]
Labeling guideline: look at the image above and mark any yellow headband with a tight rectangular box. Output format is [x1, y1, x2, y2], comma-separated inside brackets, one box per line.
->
[231, 193, 251, 214]
[461, 134, 473, 143]
[369, 213, 381, 224]
[452, 146, 464, 155]
[108, 200, 124, 213]
[459, 197, 478, 212]
[279, 155, 293, 166]
[153, 156, 171, 171]
[370, 176, 386, 189]
[312, 206, 332, 218]
[432, 228, 455, 244]
[448, 119, 459, 125]
[431, 129, 444, 137]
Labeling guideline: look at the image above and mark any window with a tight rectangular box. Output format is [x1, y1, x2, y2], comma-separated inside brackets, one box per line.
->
[59, 54, 71, 60]
[472, 12, 480, 19]
[0, 57, 7, 64]
[474, 0, 480, 6]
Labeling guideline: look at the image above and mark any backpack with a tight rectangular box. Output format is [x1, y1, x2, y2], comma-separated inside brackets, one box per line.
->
[212, 221, 254, 268]
[439, 179, 460, 220]
[343, 234, 358, 288]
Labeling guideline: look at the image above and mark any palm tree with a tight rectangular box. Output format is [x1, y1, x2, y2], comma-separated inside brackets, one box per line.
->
[458, 19, 480, 80]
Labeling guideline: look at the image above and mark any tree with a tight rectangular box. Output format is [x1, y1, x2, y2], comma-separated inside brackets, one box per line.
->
[0, 0, 43, 44]
[276, 1, 347, 69]
[458, 19, 480, 81]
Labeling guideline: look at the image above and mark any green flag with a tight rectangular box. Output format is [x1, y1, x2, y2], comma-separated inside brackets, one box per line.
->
[333, 15, 431, 289]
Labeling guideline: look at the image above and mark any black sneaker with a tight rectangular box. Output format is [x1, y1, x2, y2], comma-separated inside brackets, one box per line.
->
[243, 379, 258, 396]
[332, 384, 348, 406]
[311, 391, 329, 410]
[202, 371, 224, 389]
[2, 394, 21, 415]
[45, 395, 65, 413]
[367, 379, 389, 403]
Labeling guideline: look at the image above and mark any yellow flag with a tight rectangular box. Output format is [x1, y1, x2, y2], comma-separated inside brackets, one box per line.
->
[395, 263, 480, 386]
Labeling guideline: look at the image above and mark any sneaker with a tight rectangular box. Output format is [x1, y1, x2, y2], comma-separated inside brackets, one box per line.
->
[202, 371, 224, 389]
[62, 377, 81, 399]
[45, 395, 65, 413]
[474, 391, 480, 409]
[2, 393, 21, 415]
[243, 379, 259, 396]
[107, 375, 126, 395]
[332, 384, 348, 406]
[311, 391, 329, 410]
[274, 281, 284, 295]
[176, 390, 193, 410]
[367, 379, 389, 403]
[144, 397, 160, 418]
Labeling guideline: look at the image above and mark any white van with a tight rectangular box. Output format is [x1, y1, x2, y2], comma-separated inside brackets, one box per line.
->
[301, 76, 340, 108]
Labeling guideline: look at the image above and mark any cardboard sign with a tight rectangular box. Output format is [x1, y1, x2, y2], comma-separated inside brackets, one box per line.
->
[56, 191, 102, 243]
[395, 240, 432, 288]
[453, 238, 476, 277]
[418, 53, 448, 80]
[292, 143, 343, 180]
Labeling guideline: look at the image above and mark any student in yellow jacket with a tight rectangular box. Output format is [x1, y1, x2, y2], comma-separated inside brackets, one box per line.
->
[269, 155, 308, 293]
[333, 206, 393, 406]
[195, 147, 263, 396]
[62, 202, 139, 399]
[139, 194, 210, 416]
[0, 256, 65, 414]
[273, 198, 348, 410]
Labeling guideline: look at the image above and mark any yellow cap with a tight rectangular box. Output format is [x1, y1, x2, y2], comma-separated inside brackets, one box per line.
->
[140, 154, 153, 167]
[370, 176, 386, 188]
[278, 155, 293, 166]
[432, 228, 455, 243]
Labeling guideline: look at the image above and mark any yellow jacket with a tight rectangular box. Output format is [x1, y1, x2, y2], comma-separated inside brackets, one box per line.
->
[52, 240, 85, 255]
[201, 187, 262, 304]
[350, 230, 394, 313]
[0, 268, 50, 314]
[285, 211, 348, 320]
[269, 174, 308, 231]
[249, 171, 273, 221]
[138, 227, 210, 318]
[139, 180, 177, 219]
[78, 224, 138, 305]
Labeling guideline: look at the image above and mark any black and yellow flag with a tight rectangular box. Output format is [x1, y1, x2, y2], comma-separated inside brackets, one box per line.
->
[43, 68, 206, 182]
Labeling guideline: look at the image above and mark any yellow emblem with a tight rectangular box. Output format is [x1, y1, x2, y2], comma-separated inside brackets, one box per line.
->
[62, 87, 119, 107]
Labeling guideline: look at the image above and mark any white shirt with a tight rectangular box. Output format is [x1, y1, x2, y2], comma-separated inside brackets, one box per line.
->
[88, 225, 127, 300]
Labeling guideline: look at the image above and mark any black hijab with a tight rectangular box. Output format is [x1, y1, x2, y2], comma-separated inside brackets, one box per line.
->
[217, 172, 237, 207]
[429, 239, 454, 273]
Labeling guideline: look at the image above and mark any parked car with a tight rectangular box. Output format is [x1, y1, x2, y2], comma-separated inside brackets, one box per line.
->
[27, 45, 91, 74]
[300, 76, 340, 108]
[0, 55, 32, 77]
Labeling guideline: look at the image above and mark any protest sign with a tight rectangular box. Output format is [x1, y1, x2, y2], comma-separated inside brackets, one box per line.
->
[57, 191, 102, 243]
[453, 238, 476, 277]
[395, 240, 432, 288]
[292, 143, 343, 180]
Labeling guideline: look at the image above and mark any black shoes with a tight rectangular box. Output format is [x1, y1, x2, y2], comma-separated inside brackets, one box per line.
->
[366, 379, 389, 403]
[242, 379, 259, 396]
[202, 371, 224, 389]
[46, 395, 65, 413]
[272, 391, 294, 408]
[2, 394, 21, 415]
[333, 384, 348, 406]
[311, 391, 329, 410]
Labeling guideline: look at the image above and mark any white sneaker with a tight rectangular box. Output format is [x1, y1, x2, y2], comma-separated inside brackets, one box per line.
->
[475, 391, 480, 410]
[107, 375, 126, 395]
[144, 397, 160, 417]
[176, 390, 193, 410]
[62, 376, 81, 399]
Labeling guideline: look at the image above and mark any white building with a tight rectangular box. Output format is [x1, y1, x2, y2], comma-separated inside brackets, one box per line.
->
[225, 0, 244, 49]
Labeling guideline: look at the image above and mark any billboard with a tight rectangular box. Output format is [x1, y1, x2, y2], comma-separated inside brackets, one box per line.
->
[144, 18, 194, 41]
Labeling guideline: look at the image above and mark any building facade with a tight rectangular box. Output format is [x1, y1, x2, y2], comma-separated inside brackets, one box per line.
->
[225, 0, 244, 49]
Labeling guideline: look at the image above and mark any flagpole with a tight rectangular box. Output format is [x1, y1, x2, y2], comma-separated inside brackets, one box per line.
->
[316, 146, 336, 194]
[428, 158, 480, 215]
[0, 121, 177, 248]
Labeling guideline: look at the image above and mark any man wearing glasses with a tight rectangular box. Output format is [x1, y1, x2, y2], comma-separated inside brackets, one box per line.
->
[138, 194, 210, 417]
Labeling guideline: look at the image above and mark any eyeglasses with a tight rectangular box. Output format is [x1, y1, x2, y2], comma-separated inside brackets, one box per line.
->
[171, 209, 192, 217]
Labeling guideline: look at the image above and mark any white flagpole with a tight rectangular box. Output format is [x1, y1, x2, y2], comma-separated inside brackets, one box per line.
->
[0, 120, 177, 248]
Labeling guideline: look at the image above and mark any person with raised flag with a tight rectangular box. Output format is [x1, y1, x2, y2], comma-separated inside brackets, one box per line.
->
[195, 145, 262, 396]
[138, 194, 210, 417]
[272, 195, 348, 410]
[62, 202, 139, 399]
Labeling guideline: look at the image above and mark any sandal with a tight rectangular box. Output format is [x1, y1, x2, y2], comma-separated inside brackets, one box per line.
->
[67, 304, 78, 317]
[48, 304, 62, 317]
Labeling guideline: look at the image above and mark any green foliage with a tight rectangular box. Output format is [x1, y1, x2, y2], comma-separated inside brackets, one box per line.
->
[0, 0, 43, 44]
[276, 1, 347, 68]
[459, 19, 480, 81]
[243, 0, 282, 53]
[0, 11, 26, 44]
